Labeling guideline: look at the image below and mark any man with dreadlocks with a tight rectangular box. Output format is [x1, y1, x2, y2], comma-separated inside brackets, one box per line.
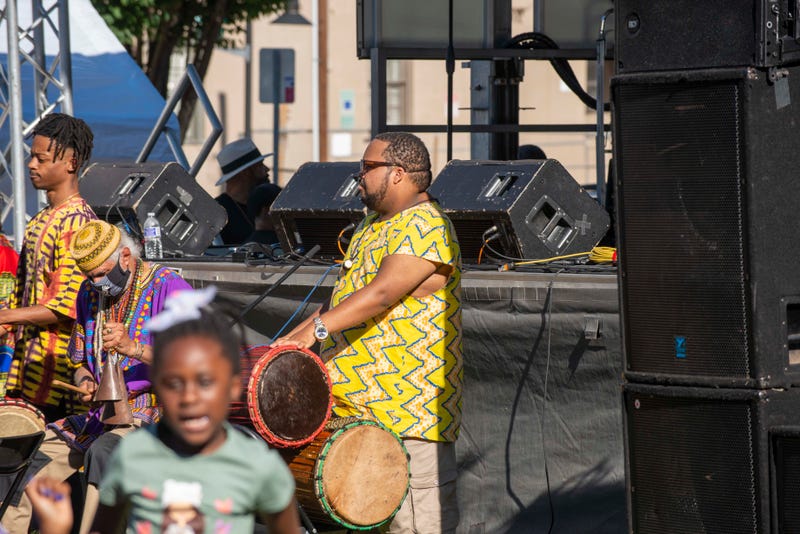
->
[0, 113, 97, 421]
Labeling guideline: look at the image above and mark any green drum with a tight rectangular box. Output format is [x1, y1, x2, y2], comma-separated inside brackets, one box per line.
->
[282, 417, 410, 530]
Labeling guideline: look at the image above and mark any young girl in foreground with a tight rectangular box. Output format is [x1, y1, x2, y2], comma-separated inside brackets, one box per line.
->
[89, 287, 300, 534]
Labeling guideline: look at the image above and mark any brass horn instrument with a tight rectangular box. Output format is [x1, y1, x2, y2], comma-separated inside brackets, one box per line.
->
[93, 289, 134, 424]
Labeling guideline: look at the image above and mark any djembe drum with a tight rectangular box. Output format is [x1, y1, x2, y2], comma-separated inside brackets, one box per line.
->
[0, 399, 45, 438]
[229, 345, 332, 448]
[0, 399, 46, 519]
[282, 417, 410, 531]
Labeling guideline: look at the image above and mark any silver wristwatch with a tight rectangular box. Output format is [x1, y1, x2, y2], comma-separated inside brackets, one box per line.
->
[313, 317, 329, 341]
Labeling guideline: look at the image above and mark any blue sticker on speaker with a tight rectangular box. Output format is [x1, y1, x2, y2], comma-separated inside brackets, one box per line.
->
[675, 336, 687, 359]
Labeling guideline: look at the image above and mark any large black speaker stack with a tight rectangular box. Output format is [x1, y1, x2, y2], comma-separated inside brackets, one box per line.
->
[81, 162, 227, 256]
[614, 1, 800, 532]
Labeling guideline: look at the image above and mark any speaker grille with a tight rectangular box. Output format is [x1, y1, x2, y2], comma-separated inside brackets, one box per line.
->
[626, 391, 758, 533]
[617, 79, 749, 378]
[292, 218, 355, 258]
[774, 434, 800, 533]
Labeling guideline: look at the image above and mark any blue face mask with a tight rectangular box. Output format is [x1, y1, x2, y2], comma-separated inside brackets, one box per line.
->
[90, 260, 130, 297]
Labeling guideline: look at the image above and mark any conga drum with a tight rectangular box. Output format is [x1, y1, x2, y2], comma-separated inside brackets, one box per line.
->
[283, 417, 411, 531]
[0, 399, 45, 438]
[229, 345, 332, 448]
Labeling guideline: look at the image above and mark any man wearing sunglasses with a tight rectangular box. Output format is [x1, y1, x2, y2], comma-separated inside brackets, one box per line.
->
[275, 132, 463, 533]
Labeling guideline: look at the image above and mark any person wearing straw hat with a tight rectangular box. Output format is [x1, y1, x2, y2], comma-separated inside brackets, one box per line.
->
[0, 220, 191, 534]
[215, 137, 272, 245]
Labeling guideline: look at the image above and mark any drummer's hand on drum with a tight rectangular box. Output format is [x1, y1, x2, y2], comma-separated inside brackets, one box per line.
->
[102, 321, 136, 356]
[272, 325, 316, 349]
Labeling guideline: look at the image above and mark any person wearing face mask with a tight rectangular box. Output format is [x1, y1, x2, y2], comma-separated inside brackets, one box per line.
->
[0, 220, 191, 534]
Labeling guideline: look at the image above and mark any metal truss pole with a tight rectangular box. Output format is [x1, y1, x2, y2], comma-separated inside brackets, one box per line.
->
[5, 0, 28, 248]
[0, 0, 73, 247]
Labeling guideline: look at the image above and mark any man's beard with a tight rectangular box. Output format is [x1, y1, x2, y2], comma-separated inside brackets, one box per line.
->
[360, 175, 389, 211]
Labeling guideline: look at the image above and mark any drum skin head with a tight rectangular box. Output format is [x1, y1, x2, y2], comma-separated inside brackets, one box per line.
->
[321, 424, 410, 526]
[257, 350, 331, 441]
[0, 401, 46, 438]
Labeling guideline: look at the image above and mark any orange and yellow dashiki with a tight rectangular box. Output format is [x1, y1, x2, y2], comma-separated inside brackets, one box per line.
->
[322, 200, 463, 442]
[6, 196, 96, 407]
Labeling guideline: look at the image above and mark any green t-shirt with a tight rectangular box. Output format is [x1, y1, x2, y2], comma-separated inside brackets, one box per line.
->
[99, 422, 295, 533]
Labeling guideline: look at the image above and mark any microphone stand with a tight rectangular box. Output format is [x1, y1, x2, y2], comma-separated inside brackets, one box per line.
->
[230, 244, 321, 327]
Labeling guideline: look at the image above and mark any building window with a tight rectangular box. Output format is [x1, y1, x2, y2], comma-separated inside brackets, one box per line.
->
[585, 61, 597, 115]
[386, 60, 408, 125]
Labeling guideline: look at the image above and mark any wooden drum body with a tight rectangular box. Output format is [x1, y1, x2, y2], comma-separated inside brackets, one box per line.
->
[283, 418, 410, 531]
[0, 399, 45, 438]
[229, 345, 332, 448]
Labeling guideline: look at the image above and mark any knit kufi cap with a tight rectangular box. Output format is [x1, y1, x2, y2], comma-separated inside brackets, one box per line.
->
[71, 220, 121, 272]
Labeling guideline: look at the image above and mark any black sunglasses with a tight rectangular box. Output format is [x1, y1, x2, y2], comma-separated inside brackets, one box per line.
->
[359, 159, 402, 174]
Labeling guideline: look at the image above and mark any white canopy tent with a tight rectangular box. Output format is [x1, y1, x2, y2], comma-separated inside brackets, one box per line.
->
[0, 0, 179, 240]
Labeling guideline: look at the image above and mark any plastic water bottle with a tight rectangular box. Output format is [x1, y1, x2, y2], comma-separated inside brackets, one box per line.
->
[143, 212, 163, 259]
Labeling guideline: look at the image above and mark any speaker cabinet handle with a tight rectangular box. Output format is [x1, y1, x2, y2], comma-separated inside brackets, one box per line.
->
[525, 196, 576, 253]
[118, 173, 148, 196]
[480, 173, 518, 198]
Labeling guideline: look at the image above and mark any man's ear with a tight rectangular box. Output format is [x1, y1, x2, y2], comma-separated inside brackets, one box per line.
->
[392, 166, 405, 184]
[119, 247, 132, 270]
[67, 157, 78, 173]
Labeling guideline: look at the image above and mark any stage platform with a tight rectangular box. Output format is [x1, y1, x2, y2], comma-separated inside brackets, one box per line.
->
[167, 260, 626, 533]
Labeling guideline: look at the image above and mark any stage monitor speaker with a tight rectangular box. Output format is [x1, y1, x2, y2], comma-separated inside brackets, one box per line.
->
[615, 0, 800, 73]
[428, 159, 610, 263]
[80, 161, 227, 256]
[270, 162, 366, 258]
[613, 66, 800, 388]
[624, 383, 800, 534]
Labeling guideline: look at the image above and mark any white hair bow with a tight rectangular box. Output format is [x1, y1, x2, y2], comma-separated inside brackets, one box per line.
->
[145, 285, 217, 332]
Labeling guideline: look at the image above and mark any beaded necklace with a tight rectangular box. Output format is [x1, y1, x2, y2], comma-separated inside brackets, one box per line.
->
[101, 259, 145, 372]
[104, 258, 142, 326]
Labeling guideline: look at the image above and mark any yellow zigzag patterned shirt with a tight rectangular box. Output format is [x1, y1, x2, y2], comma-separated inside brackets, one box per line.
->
[322, 201, 463, 442]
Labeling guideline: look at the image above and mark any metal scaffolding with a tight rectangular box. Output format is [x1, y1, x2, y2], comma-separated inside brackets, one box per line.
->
[0, 0, 73, 247]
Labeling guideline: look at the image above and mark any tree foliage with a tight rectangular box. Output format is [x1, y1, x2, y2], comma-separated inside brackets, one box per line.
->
[91, 0, 287, 139]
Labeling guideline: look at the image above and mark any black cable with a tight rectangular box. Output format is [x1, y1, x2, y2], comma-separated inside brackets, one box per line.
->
[99, 194, 143, 242]
[540, 273, 563, 534]
[482, 238, 523, 262]
[505, 32, 610, 112]
[297, 503, 318, 534]
[285, 250, 336, 266]
[230, 244, 321, 327]
[501, 259, 616, 274]
[238, 242, 276, 266]
[120, 207, 143, 241]
[462, 263, 506, 272]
